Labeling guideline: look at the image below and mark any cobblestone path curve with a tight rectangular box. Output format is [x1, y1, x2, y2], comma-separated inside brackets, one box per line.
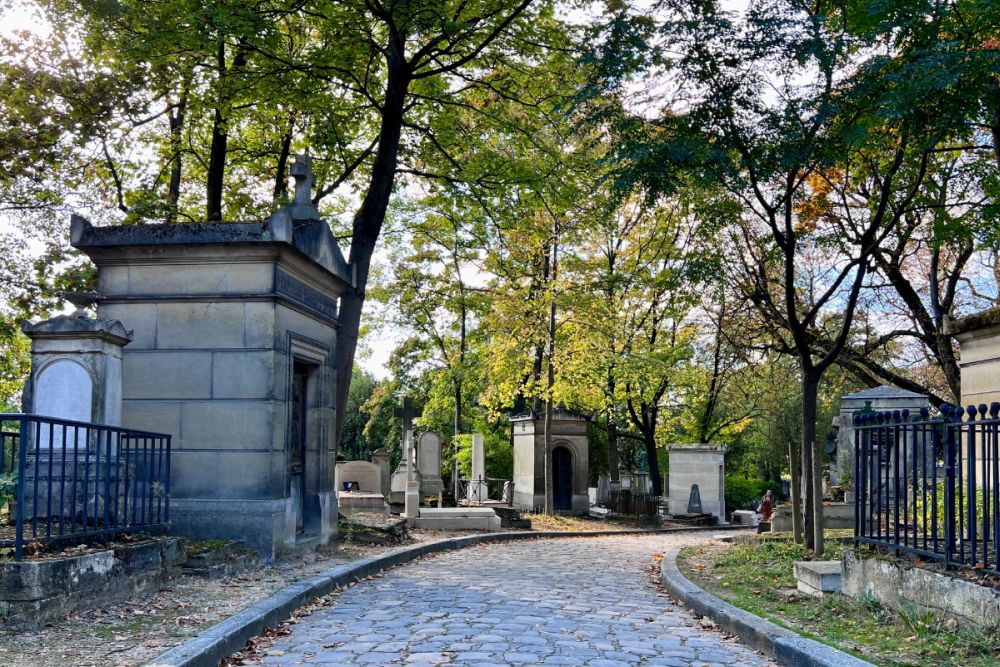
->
[259, 534, 775, 667]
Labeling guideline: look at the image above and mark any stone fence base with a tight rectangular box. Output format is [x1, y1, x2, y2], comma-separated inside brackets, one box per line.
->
[0, 537, 185, 628]
[842, 549, 1000, 628]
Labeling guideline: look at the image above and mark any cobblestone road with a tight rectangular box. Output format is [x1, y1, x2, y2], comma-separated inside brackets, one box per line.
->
[260, 534, 775, 667]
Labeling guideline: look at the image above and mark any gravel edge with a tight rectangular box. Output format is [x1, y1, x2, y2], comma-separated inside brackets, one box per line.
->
[659, 545, 876, 667]
[146, 526, 735, 667]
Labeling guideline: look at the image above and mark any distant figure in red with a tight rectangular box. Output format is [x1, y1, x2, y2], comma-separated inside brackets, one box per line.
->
[758, 489, 774, 521]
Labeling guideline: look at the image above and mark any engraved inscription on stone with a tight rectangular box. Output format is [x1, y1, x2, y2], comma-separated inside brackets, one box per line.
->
[275, 269, 338, 320]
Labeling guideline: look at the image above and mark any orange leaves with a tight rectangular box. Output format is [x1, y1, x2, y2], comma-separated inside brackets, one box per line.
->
[793, 167, 843, 232]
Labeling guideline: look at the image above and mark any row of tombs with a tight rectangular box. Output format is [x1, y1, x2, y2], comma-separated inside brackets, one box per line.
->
[12, 156, 730, 560]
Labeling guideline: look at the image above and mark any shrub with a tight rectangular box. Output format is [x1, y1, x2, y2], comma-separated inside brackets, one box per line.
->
[725, 476, 782, 512]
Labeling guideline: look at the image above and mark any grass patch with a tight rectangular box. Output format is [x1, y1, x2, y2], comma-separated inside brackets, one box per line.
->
[678, 538, 1000, 667]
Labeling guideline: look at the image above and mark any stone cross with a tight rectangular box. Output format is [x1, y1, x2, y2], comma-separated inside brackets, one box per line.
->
[394, 396, 421, 482]
[291, 153, 314, 206]
[288, 153, 319, 221]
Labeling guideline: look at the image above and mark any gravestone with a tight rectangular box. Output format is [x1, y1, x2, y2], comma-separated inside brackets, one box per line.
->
[510, 406, 590, 513]
[21, 298, 133, 432]
[370, 448, 390, 498]
[334, 461, 382, 494]
[334, 460, 388, 516]
[467, 434, 486, 503]
[417, 431, 443, 497]
[687, 484, 702, 513]
[71, 154, 353, 560]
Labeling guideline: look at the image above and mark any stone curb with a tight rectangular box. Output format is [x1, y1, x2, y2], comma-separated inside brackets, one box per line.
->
[146, 525, 737, 667]
[659, 546, 875, 667]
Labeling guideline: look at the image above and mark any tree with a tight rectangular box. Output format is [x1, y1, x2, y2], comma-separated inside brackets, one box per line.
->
[593, 0, 964, 552]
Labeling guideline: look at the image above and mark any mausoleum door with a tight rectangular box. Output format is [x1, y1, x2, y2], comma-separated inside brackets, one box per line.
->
[290, 363, 309, 534]
[553, 446, 572, 511]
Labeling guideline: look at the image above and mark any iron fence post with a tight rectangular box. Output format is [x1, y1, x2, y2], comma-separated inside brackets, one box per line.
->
[14, 418, 28, 562]
[943, 407, 957, 568]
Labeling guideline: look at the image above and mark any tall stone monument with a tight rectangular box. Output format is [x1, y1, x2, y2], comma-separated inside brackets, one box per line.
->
[70, 154, 353, 560]
[417, 431, 443, 497]
[370, 447, 390, 498]
[467, 434, 486, 503]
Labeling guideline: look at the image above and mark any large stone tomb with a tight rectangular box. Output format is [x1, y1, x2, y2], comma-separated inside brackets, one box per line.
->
[70, 155, 353, 560]
[511, 406, 590, 514]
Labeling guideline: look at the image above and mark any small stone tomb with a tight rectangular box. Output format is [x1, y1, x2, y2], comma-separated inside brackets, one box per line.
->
[667, 444, 727, 521]
[793, 560, 843, 598]
[334, 461, 388, 517]
[510, 406, 590, 513]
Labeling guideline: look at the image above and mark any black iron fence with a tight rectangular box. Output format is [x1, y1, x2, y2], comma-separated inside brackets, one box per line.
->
[608, 489, 659, 516]
[0, 414, 172, 561]
[457, 477, 513, 506]
[854, 404, 1000, 574]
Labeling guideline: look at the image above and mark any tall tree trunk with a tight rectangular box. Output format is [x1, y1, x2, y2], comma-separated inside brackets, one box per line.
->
[333, 56, 410, 449]
[801, 368, 824, 553]
[206, 43, 229, 222]
[607, 416, 619, 483]
[273, 122, 294, 201]
[788, 440, 803, 544]
[543, 236, 558, 515]
[643, 428, 663, 497]
[166, 91, 187, 222]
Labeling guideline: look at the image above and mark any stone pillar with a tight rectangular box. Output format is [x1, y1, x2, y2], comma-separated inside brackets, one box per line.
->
[370, 447, 390, 498]
[468, 434, 486, 502]
[21, 304, 132, 427]
[949, 308, 1000, 483]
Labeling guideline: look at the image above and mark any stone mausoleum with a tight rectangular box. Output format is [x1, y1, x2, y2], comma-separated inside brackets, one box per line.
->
[68, 156, 353, 559]
[510, 406, 589, 513]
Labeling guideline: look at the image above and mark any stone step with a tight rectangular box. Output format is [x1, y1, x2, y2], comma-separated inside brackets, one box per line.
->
[793, 560, 842, 597]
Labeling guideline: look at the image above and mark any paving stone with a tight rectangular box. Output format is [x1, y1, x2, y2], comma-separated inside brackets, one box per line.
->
[254, 534, 770, 666]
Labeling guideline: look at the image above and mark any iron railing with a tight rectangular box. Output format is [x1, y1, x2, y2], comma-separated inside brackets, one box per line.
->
[608, 490, 660, 516]
[854, 404, 1000, 574]
[0, 414, 172, 561]
[457, 477, 513, 506]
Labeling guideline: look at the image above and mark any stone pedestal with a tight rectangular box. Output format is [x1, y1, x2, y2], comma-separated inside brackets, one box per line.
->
[370, 448, 390, 498]
[467, 434, 486, 503]
[403, 481, 421, 520]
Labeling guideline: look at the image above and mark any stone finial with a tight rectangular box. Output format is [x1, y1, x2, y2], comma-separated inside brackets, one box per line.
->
[287, 153, 320, 221]
[64, 291, 98, 317]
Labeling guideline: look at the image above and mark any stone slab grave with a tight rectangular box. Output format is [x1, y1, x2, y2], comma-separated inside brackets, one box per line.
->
[334, 460, 389, 516]
[771, 502, 853, 532]
[793, 560, 843, 598]
[411, 507, 502, 531]
[732, 509, 759, 526]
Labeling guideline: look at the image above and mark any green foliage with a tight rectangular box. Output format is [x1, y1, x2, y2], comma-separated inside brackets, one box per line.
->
[453, 426, 512, 481]
[724, 476, 783, 513]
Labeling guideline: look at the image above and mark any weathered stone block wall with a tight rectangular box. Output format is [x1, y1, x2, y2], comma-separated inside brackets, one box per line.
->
[842, 549, 1000, 628]
[0, 538, 185, 629]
